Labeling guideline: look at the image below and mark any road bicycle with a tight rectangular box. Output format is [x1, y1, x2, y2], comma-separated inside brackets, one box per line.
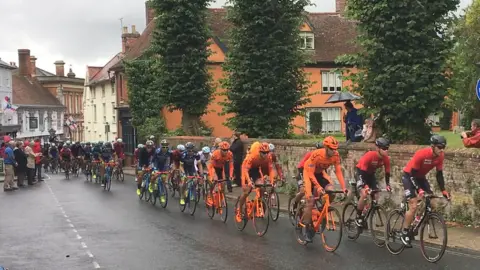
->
[92, 160, 101, 183]
[385, 193, 450, 263]
[179, 175, 201, 216]
[263, 180, 282, 222]
[112, 158, 125, 182]
[138, 167, 153, 202]
[64, 160, 71, 180]
[103, 161, 115, 191]
[205, 179, 228, 223]
[150, 170, 169, 208]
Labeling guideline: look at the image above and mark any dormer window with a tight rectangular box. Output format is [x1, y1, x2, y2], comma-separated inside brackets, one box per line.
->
[300, 32, 314, 50]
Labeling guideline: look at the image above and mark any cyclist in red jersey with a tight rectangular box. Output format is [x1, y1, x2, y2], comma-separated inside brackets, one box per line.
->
[171, 144, 185, 169]
[354, 138, 392, 227]
[400, 135, 450, 247]
[268, 143, 284, 180]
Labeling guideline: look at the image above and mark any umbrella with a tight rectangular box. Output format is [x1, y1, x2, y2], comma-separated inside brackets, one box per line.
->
[325, 91, 361, 104]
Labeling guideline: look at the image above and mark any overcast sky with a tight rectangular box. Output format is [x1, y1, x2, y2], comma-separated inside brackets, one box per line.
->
[0, 0, 473, 78]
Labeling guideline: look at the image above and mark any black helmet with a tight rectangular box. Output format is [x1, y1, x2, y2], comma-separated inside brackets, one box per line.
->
[185, 142, 194, 150]
[104, 142, 112, 148]
[315, 142, 323, 149]
[375, 137, 390, 149]
[430, 135, 446, 147]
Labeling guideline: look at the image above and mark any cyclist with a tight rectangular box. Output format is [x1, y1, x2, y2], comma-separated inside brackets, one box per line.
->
[354, 137, 392, 227]
[236, 142, 274, 221]
[136, 140, 155, 195]
[199, 146, 212, 170]
[302, 136, 347, 242]
[179, 142, 202, 205]
[206, 142, 233, 202]
[59, 142, 72, 174]
[134, 144, 144, 176]
[71, 141, 83, 172]
[113, 138, 125, 168]
[100, 142, 114, 187]
[151, 139, 172, 193]
[268, 143, 284, 181]
[83, 142, 93, 175]
[49, 143, 59, 171]
[400, 135, 451, 248]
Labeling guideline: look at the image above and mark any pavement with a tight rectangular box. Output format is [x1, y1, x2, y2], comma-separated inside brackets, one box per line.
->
[0, 170, 479, 270]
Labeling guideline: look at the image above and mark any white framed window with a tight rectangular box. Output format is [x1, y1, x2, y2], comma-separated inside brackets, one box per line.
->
[321, 71, 342, 93]
[306, 107, 342, 133]
[300, 32, 314, 50]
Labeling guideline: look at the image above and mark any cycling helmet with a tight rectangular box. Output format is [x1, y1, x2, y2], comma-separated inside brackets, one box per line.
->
[177, 144, 186, 152]
[146, 140, 154, 146]
[75, 141, 80, 144]
[149, 135, 155, 140]
[219, 141, 230, 150]
[160, 139, 168, 146]
[375, 137, 390, 149]
[117, 138, 122, 143]
[430, 135, 446, 147]
[185, 142, 195, 150]
[323, 136, 339, 150]
[51, 143, 56, 147]
[268, 143, 275, 151]
[66, 140, 71, 145]
[86, 142, 91, 145]
[104, 142, 112, 148]
[138, 144, 144, 148]
[202, 146, 211, 154]
[259, 142, 270, 153]
[315, 142, 323, 149]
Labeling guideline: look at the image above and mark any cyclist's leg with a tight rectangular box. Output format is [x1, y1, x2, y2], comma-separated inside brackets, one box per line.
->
[238, 168, 257, 212]
[302, 172, 315, 224]
[401, 173, 420, 230]
[356, 168, 376, 216]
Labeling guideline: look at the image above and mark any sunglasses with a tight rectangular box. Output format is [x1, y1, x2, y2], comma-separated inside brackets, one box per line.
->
[221, 149, 228, 152]
[435, 145, 445, 150]
[260, 151, 269, 155]
[380, 147, 389, 151]
[162, 146, 169, 149]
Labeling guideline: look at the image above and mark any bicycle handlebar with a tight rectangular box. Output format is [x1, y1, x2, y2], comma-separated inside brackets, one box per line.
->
[254, 183, 273, 188]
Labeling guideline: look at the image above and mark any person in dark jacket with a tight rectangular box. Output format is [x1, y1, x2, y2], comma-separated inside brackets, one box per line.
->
[343, 101, 363, 142]
[14, 141, 27, 187]
[229, 132, 244, 187]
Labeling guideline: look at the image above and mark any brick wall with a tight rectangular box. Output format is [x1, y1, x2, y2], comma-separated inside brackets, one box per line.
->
[169, 136, 480, 223]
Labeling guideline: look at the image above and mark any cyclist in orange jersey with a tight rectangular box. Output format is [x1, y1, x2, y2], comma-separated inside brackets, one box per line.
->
[206, 142, 234, 203]
[302, 136, 348, 242]
[236, 142, 274, 220]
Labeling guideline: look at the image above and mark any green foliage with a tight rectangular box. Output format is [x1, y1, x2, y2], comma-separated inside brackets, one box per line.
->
[149, 0, 213, 135]
[308, 112, 323, 134]
[439, 107, 453, 130]
[339, 0, 459, 144]
[221, 0, 311, 138]
[450, 0, 480, 127]
[125, 59, 162, 127]
[136, 116, 167, 142]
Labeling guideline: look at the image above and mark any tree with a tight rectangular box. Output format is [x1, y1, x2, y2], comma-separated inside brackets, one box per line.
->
[450, 0, 480, 128]
[308, 112, 323, 134]
[149, 0, 213, 136]
[136, 116, 167, 142]
[339, 0, 459, 144]
[221, 0, 311, 138]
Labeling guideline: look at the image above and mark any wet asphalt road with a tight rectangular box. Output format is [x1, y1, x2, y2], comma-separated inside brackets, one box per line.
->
[1, 173, 480, 270]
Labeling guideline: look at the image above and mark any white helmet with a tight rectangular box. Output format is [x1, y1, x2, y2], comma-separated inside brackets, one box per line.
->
[117, 138, 122, 143]
[269, 143, 275, 151]
[177, 144, 186, 152]
[202, 146, 211, 154]
[66, 140, 71, 145]
[146, 140, 154, 146]
[149, 135, 155, 140]
[51, 143, 56, 147]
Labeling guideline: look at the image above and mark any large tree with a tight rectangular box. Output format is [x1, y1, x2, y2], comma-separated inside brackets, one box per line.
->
[450, 1, 480, 127]
[149, 0, 213, 135]
[221, 0, 311, 138]
[340, 0, 458, 143]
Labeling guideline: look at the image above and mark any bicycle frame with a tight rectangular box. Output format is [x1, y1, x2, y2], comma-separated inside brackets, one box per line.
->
[245, 183, 271, 219]
[300, 190, 344, 232]
[211, 179, 227, 209]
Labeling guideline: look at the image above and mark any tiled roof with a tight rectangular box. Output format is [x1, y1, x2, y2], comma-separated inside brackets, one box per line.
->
[87, 66, 102, 80]
[88, 53, 122, 85]
[112, 8, 357, 69]
[0, 59, 15, 69]
[35, 67, 55, 76]
[12, 70, 64, 107]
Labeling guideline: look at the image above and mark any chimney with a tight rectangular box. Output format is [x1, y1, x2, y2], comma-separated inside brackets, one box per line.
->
[30, 55, 37, 77]
[67, 66, 76, 78]
[18, 49, 31, 77]
[145, 1, 155, 26]
[336, 0, 347, 14]
[54, 60, 65, 76]
[121, 25, 141, 53]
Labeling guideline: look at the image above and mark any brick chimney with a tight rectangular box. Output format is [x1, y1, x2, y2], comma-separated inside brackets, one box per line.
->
[145, 1, 155, 26]
[30, 55, 37, 77]
[54, 60, 65, 76]
[122, 25, 140, 53]
[336, 0, 347, 14]
[18, 49, 31, 77]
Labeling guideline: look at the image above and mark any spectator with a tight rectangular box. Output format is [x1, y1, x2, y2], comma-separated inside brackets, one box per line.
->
[343, 101, 363, 142]
[4, 141, 18, 192]
[361, 118, 376, 143]
[212, 137, 222, 151]
[230, 132, 244, 187]
[33, 138, 43, 181]
[462, 119, 480, 148]
[14, 141, 27, 187]
[0, 142, 6, 158]
[24, 141, 37, 185]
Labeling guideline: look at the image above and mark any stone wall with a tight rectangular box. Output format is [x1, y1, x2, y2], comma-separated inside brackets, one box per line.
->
[169, 136, 480, 224]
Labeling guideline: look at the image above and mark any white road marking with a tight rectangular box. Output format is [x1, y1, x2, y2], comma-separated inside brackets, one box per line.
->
[93, 261, 101, 268]
[86, 250, 94, 258]
[66, 219, 71, 223]
[76, 234, 82, 240]
[72, 229, 77, 233]
[69, 224, 74, 228]
[81, 242, 88, 248]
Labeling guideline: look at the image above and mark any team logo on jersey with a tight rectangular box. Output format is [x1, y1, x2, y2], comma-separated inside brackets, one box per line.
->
[424, 159, 432, 165]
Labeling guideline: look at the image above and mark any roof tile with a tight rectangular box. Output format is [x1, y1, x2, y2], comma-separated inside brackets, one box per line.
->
[88, 53, 122, 84]
[12, 71, 64, 107]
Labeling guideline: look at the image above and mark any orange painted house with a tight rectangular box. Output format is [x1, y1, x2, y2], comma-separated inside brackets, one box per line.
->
[109, 1, 359, 154]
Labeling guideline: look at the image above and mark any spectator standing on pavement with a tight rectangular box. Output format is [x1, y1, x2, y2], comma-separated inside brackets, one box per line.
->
[24, 141, 37, 185]
[0, 142, 6, 158]
[33, 138, 43, 181]
[13, 141, 27, 187]
[461, 119, 480, 148]
[230, 132, 244, 187]
[343, 101, 363, 142]
[4, 141, 18, 192]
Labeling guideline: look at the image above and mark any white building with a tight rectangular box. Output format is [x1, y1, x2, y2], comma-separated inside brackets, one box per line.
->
[0, 58, 21, 138]
[12, 49, 65, 141]
[84, 52, 122, 142]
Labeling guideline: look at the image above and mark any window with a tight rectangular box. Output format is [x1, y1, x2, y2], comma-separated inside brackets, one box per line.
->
[321, 71, 342, 93]
[29, 117, 38, 130]
[112, 102, 116, 122]
[5, 77, 10, 88]
[306, 107, 342, 133]
[102, 85, 105, 97]
[103, 103, 106, 123]
[300, 32, 314, 50]
[94, 105, 97, 122]
[92, 86, 96, 99]
[111, 82, 115, 94]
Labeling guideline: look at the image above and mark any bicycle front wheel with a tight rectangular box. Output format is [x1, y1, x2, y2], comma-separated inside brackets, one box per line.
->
[253, 199, 270, 237]
[342, 202, 360, 241]
[321, 206, 343, 252]
[369, 205, 388, 247]
[420, 212, 448, 263]
[159, 182, 168, 208]
[105, 174, 111, 191]
[234, 196, 247, 231]
[268, 190, 280, 222]
[219, 192, 228, 223]
[188, 186, 198, 216]
[385, 209, 406, 255]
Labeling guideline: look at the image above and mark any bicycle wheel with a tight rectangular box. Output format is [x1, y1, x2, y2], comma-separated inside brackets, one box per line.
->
[105, 174, 111, 191]
[179, 186, 187, 212]
[369, 205, 388, 247]
[268, 190, 280, 222]
[253, 198, 270, 237]
[321, 207, 343, 252]
[288, 196, 297, 226]
[219, 192, 228, 223]
[159, 182, 168, 208]
[294, 205, 308, 245]
[385, 209, 406, 255]
[119, 170, 125, 182]
[234, 196, 247, 231]
[195, 185, 202, 204]
[188, 185, 198, 216]
[419, 212, 448, 263]
[342, 202, 360, 241]
[151, 182, 158, 206]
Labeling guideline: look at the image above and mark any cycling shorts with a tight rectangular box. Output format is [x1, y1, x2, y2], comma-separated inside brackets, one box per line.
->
[355, 168, 377, 190]
[303, 172, 332, 198]
[402, 173, 432, 199]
